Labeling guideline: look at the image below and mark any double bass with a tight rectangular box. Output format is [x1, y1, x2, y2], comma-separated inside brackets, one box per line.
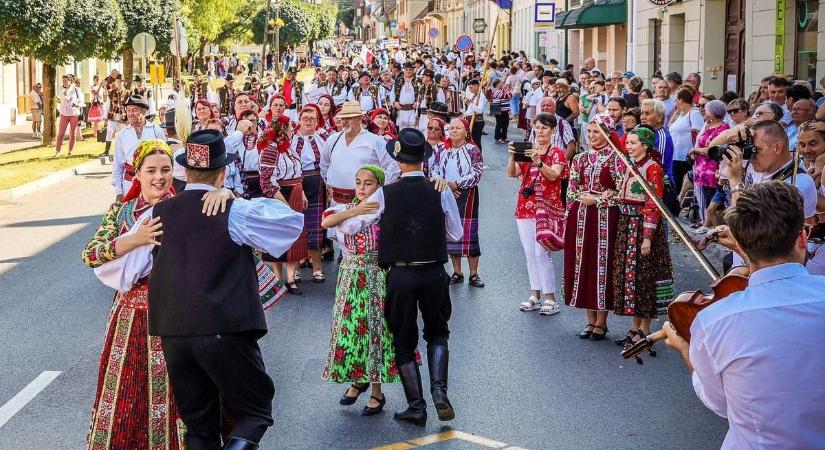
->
[593, 124, 749, 364]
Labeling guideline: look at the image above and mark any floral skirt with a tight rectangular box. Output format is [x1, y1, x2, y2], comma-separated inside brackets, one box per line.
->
[611, 214, 674, 318]
[87, 282, 185, 450]
[322, 253, 400, 384]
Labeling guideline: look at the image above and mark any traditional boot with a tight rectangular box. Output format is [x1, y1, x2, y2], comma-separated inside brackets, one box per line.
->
[428, 345, 455, 421]
[394, 361, 427, 426]
[99, 141, 111, 157]
[223, 437, 259, 450]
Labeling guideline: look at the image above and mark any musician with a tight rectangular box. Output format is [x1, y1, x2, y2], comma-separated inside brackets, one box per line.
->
[348, 71, 381, 112]
[216, 73, 237, 117]
[463, 79, 488, 152]
[279, 67, 304, 122]
[416, 69, 446, 133]
[663, 181, 825, 449]
[392, 62, 420, 129]
[188, 69, 209, 105]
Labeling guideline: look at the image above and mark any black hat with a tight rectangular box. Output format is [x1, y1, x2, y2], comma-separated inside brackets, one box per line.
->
[225, 73, 235, 81]
[287, 66, 297, 74]
[177, 129, 238, 170]
[133, 74, 144, 82]
[358, 71, 371, 79]
[386, 128, 433, 164]
[428, 101, 448, 116]
[422, 68, 435, 78]
[402, 62, 414, 69]
[160, 108, 176, 129]
[124, 94, 149, 110]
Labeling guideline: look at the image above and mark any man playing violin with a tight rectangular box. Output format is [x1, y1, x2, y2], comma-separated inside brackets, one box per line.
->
[663, 181, 825, 450]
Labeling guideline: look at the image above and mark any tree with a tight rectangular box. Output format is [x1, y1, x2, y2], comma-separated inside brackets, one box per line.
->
[317, 7, 337, 41]
[118, 0, 179, 85]
[182, 0, 244, 56]
[0, 0, 126, 145]
[252, 0, 314, 48]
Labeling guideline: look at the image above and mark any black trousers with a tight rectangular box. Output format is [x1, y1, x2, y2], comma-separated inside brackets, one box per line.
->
[471, 117, 485, 152]
[161, 333, 275, 450]
[672, 160, 691, 195]
[384, 265, 452, 365]
[494, 113, 509, 141]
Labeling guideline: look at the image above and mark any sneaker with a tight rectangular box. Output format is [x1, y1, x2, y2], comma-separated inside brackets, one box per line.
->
[539, 300, 561, 316]
[694, 226, 710, 235]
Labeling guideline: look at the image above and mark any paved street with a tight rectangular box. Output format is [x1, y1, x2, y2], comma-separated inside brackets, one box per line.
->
[0, 129, 727, 449]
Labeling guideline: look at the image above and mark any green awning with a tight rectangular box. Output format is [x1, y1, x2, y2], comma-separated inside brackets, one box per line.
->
[555, 0, 627, 29]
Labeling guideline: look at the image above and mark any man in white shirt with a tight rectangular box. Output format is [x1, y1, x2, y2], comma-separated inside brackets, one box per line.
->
[664, 181, 825, 450]
[463, 79, 488, 151]
[392, 62, 420, 129]
[320, 101, 400, 204]
[347, 71, 381, 112]
[111, 95, 166, 202]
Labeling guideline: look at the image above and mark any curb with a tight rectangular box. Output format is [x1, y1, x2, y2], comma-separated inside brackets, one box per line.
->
[0, 159, 108, 202]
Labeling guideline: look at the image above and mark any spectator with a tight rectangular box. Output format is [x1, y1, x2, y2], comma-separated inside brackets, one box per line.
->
[655, 80, 676, 124]
[669, 86, 704, 194]
[688, 100, 729, 232]
[665, 72, 683, 94]
[787, 99, 816, 151]
[55, 75, 84, 157]
[726, 99, 750, 126]
[28, 83, 43, 138]
[767, 76, 792, 125]
[640, 98, 675, 182]
[685, 72, 702, 104]
[623, 76, 643, 108]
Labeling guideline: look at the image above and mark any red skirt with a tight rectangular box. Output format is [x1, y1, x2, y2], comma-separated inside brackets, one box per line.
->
[87, 282, 184, 450]
[562, 202, 618, 311]
[263, 179, 308, 263]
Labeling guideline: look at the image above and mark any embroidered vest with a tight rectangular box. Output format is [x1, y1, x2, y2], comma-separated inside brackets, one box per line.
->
[393, 77, 420, 105]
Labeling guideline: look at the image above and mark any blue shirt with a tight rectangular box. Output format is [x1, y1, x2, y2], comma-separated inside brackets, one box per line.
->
[689, 263, 825, 449]
[653, 127, 675, 183]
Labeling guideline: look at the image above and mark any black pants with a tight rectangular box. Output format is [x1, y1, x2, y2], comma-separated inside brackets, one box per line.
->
[161, 333, 275, 450]
[471, 117, 485, 152]
[672, 160, 691, 195]
[384, 265, 452, 365]
[493, 113, 509, 141]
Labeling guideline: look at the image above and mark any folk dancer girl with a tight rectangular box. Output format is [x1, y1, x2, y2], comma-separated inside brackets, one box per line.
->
[260, 115, 308, 294]
[564, 113, 623, 341]
[321, 165, 399, 416]
[429, 118, 485, 288]
[611, 127, 674, 349]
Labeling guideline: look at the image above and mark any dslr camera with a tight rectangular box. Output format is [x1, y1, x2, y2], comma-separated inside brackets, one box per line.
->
[707, 140, 757, 162]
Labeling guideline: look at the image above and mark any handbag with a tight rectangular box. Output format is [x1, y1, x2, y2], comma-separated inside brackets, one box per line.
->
[532, 154, 566, 251]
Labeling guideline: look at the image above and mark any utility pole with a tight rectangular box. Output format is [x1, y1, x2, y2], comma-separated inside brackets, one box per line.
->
[262, 0, 271, 77]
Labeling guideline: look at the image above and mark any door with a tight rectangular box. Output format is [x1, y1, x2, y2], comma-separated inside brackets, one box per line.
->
[725, 0, 746, 96]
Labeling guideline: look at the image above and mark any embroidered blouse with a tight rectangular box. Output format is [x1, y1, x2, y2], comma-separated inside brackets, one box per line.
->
[292, 133, 324, 173]
[428, 142, 484, 189]
[616, 155, 665, 239]
[260, 142, 302, 198]
[82, 196, 167, 268]
[567, 145, 621, 209]
[515, 146, 568, 218]
[323, 203, 380, 257]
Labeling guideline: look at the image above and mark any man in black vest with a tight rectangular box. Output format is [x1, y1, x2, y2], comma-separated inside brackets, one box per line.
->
[374, 128, 463, 425]
[148, 129, 304, 450]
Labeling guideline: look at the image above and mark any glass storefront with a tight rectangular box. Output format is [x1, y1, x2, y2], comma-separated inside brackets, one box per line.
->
[796, 0, 819, 85]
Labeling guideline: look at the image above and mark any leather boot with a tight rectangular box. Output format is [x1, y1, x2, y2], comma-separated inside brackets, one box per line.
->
[428, 345, 455, 421]
[394, 361, 427, 426]
[223, 437, 259, 450]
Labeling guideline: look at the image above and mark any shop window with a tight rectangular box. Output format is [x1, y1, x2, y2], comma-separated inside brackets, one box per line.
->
[796, 0, 818, 85]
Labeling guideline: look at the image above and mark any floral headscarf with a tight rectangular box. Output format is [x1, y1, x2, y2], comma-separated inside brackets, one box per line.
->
[122, 139, 173, 202]
[589, 112, 617, 132]
[628, 126, 654, 151]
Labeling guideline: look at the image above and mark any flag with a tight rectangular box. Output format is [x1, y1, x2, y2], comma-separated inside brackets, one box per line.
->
[490, 0, 512, 9]
[359, 46, 375, 66]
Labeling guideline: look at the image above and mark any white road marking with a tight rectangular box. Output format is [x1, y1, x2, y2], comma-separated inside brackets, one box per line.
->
[0, 371, 61, 428]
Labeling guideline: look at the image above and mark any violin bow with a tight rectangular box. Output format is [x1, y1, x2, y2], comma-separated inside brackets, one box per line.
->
[595, 124, 721, 280]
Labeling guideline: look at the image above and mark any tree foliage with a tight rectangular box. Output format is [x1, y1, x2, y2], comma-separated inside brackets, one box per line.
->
[118, 0, 179, 55]
[0, 0, 67, 62]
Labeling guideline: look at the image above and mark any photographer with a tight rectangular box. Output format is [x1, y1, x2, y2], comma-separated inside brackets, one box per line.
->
[663, 181, 825, 450]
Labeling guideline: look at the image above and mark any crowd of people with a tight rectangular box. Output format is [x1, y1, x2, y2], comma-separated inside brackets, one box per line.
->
[77, 39, 825, 450]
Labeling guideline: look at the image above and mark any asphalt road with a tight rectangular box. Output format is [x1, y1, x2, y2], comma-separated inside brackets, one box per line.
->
[0, 127, 727, 449]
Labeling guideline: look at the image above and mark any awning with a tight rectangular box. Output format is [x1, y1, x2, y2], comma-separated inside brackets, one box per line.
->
[555, 0, 627, 29]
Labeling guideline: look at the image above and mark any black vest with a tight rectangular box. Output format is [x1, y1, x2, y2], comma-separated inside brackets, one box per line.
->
[378, 176, 447, 266]
[148, 190, 265, 337]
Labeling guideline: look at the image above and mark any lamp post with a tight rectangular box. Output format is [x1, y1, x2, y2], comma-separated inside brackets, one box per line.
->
[274, 0, 281, 75]
[262, 0, 270, 77]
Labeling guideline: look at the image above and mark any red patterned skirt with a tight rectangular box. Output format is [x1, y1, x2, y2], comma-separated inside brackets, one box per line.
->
[563, 202, 618, 311]
[87, 281, 184, 450]
[263, 179, 308, 263]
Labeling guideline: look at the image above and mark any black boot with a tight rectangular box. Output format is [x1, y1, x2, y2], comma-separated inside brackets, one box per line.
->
[394, 361, 427, 426]
[99, 141, 111, 157]
[428, 345, 455, 421]
[223, 437, 259, 450]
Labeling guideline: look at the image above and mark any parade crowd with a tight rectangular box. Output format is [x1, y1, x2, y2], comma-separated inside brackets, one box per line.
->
[76, 41, 825, 450]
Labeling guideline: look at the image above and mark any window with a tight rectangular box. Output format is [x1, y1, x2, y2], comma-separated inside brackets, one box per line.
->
[795, 0, 818, 85]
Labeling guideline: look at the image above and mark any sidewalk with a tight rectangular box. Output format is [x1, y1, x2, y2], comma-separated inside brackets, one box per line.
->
[0, 122, 39, 155]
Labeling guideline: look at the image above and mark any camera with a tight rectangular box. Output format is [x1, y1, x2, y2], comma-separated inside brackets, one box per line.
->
[521, 186, 535, 198]
[707, 141, 756, 162]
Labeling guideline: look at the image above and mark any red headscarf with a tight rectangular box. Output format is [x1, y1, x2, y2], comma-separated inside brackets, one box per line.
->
[301, 104, 325, 131]
[367, 108, 397, 139]
[446, 118, 473, 148]
[426, 117, 446, 141]
[266, 94, 287, 123]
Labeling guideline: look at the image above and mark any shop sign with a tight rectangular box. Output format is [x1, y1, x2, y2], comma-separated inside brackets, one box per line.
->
[648, 0, 676, 5]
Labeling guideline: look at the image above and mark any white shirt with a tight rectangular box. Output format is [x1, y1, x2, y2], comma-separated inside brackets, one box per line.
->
[669, 108, 704, 161]
[689, 263, 825, 449]
[292, 132, 325, 172]
[111, 123, 166, 195]
[348, 86, 381, 111]
[464, 90, 488, 116]
[57, 85, 83, 116]
[321, 129, 400, 189]
[339, 171, 463, 242]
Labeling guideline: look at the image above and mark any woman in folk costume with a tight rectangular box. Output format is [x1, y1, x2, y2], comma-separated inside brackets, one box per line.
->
[192, 98, 214, 132]
[294, 105, 331, 282]
[265, 94, 290, 127]
[81, 140, 226, 449]
[317, 94, 338, 134]
[231, 108, 265, 199]
[611, 127, 673, 350]
[321, 165, 399, 416]
[428, 118, 485, 288]
[366, 108, 398, 141]
[422, 116, 447, 178]
[260, 115, 308, 295]
[563, 113, 623, 341]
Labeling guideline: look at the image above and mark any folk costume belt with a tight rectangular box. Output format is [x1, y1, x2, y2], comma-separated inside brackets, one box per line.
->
[278, 178, 302, 187]
[302, 169, 320, 177]
[331, 187, 356, 203]
[124, 163, 135, 182]
[398, 104, 415, 111]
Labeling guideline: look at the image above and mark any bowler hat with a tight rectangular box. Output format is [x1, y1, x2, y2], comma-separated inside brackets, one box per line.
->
[403, 62, 414, 69]
[225, 73, 235, 81]
[422, 69, 435, 78]
[386, 128, 433, 164]
[133, 74, 144, 82]
[124, 94, 149, 110]
[177, 129, 238, 170]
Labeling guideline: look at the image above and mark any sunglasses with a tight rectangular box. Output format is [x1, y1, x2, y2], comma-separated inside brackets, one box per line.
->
[727, 108, 742, 114]
[426, 126, 441, 131]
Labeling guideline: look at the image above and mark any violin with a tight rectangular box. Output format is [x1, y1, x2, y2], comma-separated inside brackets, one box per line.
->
[593, 124, 750, 364]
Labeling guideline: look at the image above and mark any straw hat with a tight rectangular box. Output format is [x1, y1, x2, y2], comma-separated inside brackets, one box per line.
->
[336, 101, 365, 119]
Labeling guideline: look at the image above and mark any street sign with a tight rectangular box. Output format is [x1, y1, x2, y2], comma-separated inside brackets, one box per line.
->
[398, 29, 406, 37]
[534, 3, 556, 29]
[455, 34, 473, 52]
[169, 38, 188, 56]
[150, 64, 166, 85]
[132, 32, 156, 56]
[472, 18, 487, 33]
[428, 28, 439, 38]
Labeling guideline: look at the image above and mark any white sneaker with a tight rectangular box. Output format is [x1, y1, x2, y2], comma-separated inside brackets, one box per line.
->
[539, 300, 561, 316]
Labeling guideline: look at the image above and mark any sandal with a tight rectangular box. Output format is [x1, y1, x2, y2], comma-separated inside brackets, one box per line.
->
[286, 281, 302, 295]
[339, 383, 369, 406]
[589, 325, 608, 341]
[312, 271, 325, 283]
[361, 394, 386, 416]
[293, 272, 302, 282]
[468, 274, 485, 288]
[519, 296, 541, 311]
[449, 273, 464, 284]
[578, 324, 596, 339]
[615, 330, 634, 346]
[538, 299, 560, 315]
